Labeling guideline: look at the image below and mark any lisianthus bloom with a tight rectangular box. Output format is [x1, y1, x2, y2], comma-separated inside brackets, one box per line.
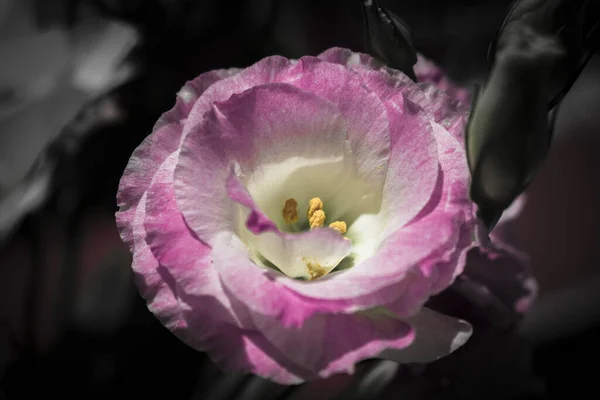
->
[116, 47, 534, 384]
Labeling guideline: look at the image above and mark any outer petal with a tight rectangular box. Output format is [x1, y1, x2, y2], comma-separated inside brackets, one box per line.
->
[419, 122, 476, 294]
[143, 154, 229, 324]
[182, 56, 300, 139]
[314, 49, 481, 330]
[142, 155, 312, 385]
[272, 78, 472, 313]
[319, 48, 449, 234]
[213, 207, 467, 331]
[117, 68, 241, 249]
[317, 47, 386, 71]
[464, 225, 537, 316]
[413, 54, 471, 104]
[186, 52, 391, 192]
[212, 232, 416, 380]
[318, 47, 469, 141]
[378, 307, 472, 364]
[342, 64, 476, 298]
[377, 93, 440, 235]
[116, 68, 240, 306]
[213, 233, 471, 380]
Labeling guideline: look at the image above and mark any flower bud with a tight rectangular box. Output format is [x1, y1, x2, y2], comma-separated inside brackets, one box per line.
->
[467, 26, 564, 229]
[361, 0, 417, 80]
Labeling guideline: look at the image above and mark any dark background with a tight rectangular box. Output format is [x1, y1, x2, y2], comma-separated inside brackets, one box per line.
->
[1, 0, 599, 399]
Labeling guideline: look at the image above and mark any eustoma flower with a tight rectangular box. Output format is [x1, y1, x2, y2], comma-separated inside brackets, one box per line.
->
[116, 47, 532, 384]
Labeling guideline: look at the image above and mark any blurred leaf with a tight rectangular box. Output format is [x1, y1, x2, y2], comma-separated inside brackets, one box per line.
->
[70, 18, 139, 95]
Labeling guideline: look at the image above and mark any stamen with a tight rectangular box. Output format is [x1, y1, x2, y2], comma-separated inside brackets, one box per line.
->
[303, 257, 326, 280]
[307, 197, 324, 219]
[282, 198, 298, 223]
[329, 221, 347, 234]
[309, 210, 325, 229]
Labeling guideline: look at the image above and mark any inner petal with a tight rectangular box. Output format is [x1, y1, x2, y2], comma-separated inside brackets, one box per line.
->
[226, 169, 353, 280]
[174, 82, 391, 280]
[246, 156, 382, 233]
[236, 156, 385, 279]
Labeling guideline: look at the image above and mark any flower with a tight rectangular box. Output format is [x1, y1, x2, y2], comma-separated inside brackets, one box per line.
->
[116, 47, 528, 384]
[414, 54, 471, 104]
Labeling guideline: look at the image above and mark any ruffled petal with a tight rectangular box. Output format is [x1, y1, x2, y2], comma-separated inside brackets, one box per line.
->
[268, 93, 471, 313]
[378, 95, 440, 236]
[142, 156, 315, 384]
[116, 67, 241, 252]
[115, 67, 242, 363]
[214, 208, 465, 329]
[281, 56, 391, 189]
[157, 69, 242, 129]
[182, 56, 301, 139]
[179, 54, 393, 221]
[416, 122, 476, 294]
[319, 47, 469, 142]
[212, 233, 416, 380]
[317, 47, 386, 71]
[318, 49, 442, 236]
[174, 82, 351, 246]
[143, 154, 233, 323]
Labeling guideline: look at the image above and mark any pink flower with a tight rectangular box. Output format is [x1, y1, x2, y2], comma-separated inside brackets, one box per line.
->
[116, 47, 526, 384]
[414, 54, 471, 105]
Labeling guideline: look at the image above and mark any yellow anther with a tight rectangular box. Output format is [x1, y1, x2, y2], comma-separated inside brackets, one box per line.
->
[329, 221, 347, 234]
[307, 197, 324, 219]
[309, 209, 325, 229]
[282, 198, 298, 223]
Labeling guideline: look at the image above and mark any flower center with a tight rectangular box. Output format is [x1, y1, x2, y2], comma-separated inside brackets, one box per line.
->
[282, 197, 348, 235]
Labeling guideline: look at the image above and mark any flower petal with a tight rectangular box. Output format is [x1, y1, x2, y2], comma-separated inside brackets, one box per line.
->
[378, 307, 472, 363]
[174, 82, 350, 246]
[463, 227, 538, 316]
[226, 169, 352, 279]
[212, 233, 416, 379]
[182, 56, 300, 138]
[317, 47, 385, 71]
[142, 154, 318, 385]
[418, 122, 476, 294]
[143, 153, 232, 323]
[318, 49, 441, 234]
[116, 68, 241, 253]
[319, 47, 469, 143]
[115, 68, 257, 374]
[215, 208, 466, 329]
[269, 122, 471, 311]
[414, 54, 471, 104]
[116, 69, 240, 321]
[282, 56, 391, 189]
[378, 96, 440, 236]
